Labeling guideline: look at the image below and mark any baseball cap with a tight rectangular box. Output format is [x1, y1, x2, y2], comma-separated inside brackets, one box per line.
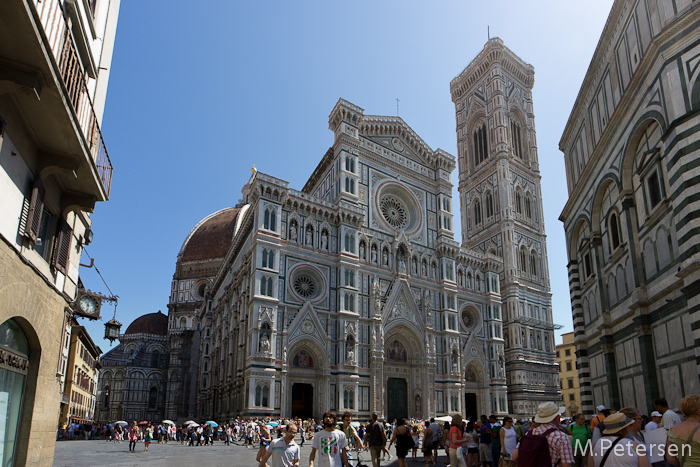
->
[596, 405, 606, 411]
[651, 411, 662, 417]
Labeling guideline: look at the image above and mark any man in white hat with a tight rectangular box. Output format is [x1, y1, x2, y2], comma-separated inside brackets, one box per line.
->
[518, 402, 574, 467]
[645, 411, 662, 432]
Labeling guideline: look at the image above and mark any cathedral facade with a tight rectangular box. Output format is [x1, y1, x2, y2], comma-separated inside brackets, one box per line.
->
[156, 39, 560, 423]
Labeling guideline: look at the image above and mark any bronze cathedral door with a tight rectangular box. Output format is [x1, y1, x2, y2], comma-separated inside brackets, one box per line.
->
[387, 378, 407, 422]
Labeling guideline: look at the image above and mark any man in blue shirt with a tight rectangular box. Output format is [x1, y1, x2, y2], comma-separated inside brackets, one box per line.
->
[479, 415, 492, 467]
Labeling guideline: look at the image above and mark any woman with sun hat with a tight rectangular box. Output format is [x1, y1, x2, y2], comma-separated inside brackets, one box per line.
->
[589, 412, 651, 467]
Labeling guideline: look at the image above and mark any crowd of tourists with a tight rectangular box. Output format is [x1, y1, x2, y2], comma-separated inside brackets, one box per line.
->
[56, 394, 700, 466]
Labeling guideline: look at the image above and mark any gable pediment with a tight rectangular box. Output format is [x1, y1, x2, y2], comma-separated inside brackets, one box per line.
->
[287, 301, 328, 349]
[382, 279, 424, 329]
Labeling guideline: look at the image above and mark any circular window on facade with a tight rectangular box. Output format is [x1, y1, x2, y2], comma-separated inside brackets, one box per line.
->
[288, 265, 326, 302]
[461, 307, 480, 332]
[374, 181, 422, 234]
[293, 274, 316, 298]
[380, 196, 409, 230]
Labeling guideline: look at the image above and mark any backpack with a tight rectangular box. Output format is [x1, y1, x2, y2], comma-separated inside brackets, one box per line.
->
[517, 427, 559, 467]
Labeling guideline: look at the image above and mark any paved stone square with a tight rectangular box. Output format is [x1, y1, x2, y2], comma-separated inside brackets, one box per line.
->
[53, 439, 447, 466]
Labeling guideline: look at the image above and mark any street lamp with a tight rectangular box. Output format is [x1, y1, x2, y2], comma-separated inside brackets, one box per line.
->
[104, 301, 121, 344]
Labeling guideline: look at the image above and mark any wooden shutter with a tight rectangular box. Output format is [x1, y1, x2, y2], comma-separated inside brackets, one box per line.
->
[53, 218, 72, 274]
[25, 177, 46, 242]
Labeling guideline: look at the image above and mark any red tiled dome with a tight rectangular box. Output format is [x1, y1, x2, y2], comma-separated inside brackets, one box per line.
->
[124, 311, 168, 336]
[179, 207, 244, 263]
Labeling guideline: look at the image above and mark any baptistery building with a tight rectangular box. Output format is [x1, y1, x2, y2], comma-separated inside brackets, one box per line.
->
[560, 0, 700, 415]
[159, 39, 560, 423]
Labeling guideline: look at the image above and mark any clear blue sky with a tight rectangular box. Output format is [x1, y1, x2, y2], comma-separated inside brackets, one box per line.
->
[79, 0, 614, 352]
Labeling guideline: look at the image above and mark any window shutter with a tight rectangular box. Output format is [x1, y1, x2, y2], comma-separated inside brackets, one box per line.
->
[26, 177, 46, 242]
[53, 218, 72, 274]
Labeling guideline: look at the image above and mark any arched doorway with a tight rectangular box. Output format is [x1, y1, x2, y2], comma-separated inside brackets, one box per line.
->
[384, 323, 425, 421]
[463, 362, 487, 423]
[287, 341, 325, 420]
[0, 319, 31, 466]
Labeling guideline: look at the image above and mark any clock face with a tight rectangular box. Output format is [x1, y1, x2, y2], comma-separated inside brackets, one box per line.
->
[79, 296, 98, 314]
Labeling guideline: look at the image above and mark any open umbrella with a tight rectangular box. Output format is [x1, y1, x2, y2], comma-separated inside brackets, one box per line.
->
[115, 421, 128, 426]
[184, 420, 196, 425]
[138, 421, 149, 425]
[350, 421, 360, 428]
[435, 415, 452, 423]
[205, 421, 218, 427]
[162, 420, 175, 425]
[186, 422, 200, 427]
[266, 422, 279, 427]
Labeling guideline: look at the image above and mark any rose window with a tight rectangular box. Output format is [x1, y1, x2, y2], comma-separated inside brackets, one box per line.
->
[380, 196, 409, 230]
[293, 274, 316, 298]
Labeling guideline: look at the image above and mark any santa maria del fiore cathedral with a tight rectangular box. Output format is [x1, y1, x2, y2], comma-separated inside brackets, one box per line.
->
[116, 38, 561, 424]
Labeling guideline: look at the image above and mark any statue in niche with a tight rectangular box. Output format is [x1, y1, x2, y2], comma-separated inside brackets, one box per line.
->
[422, 262, 427, 276]
[398, 255, 406, 271]
[289, 223, 298, 242]
[283, 348, 287, 363]
[424, 290, 432, 319]
[412, 258, 418, 274]
[360, 242, 366, 260]
[371, 245, 377, 263]
[451, 352, 458, 373]
[415, 394, 422, 416]
[306, 228, 313, 246]
[530, 333, 536, 349]
[259, 333, 270, 353]
[346, 345, 355, 364]
[382, 249, 388, 266]
[373, 279, 381, 314]
[544, 334, 549, 352]
[321, 231, 328, 250]
[431, 263, 437, 279]
[522, 329, 527, 348]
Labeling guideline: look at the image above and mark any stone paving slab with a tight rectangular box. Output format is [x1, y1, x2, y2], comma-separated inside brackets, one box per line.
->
[53, 439, 446, 467]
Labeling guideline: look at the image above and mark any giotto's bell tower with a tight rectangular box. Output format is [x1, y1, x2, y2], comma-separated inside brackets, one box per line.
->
[450, 38, 561, 417]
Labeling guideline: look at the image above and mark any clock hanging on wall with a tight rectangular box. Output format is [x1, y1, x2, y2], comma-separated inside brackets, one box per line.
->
[73, 289, 103, 319]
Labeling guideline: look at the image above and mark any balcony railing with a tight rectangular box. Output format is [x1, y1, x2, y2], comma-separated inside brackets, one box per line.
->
[33, 0, 112, 197]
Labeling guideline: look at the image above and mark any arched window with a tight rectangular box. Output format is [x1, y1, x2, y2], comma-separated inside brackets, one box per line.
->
[473, 122, 489, 166]
[525, 196, 532, 219]
[610, 213, 621, 250]
[343, 388, 355, 410]
[263, 207, 276, 231]
[474, 200, 482, 225]
[344, 269, 354, 287]
[148, 387, 157, 409]
[520, 249, 527, 272]
[530, 252, 538, 277]
[485, 192, 493, 218]
[511, 120, 524, 159]
[344, 232, 355, 253]
[515, 192, 522, 215]
[344, 293, 355, 312]
[260, 276, 273, 297]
